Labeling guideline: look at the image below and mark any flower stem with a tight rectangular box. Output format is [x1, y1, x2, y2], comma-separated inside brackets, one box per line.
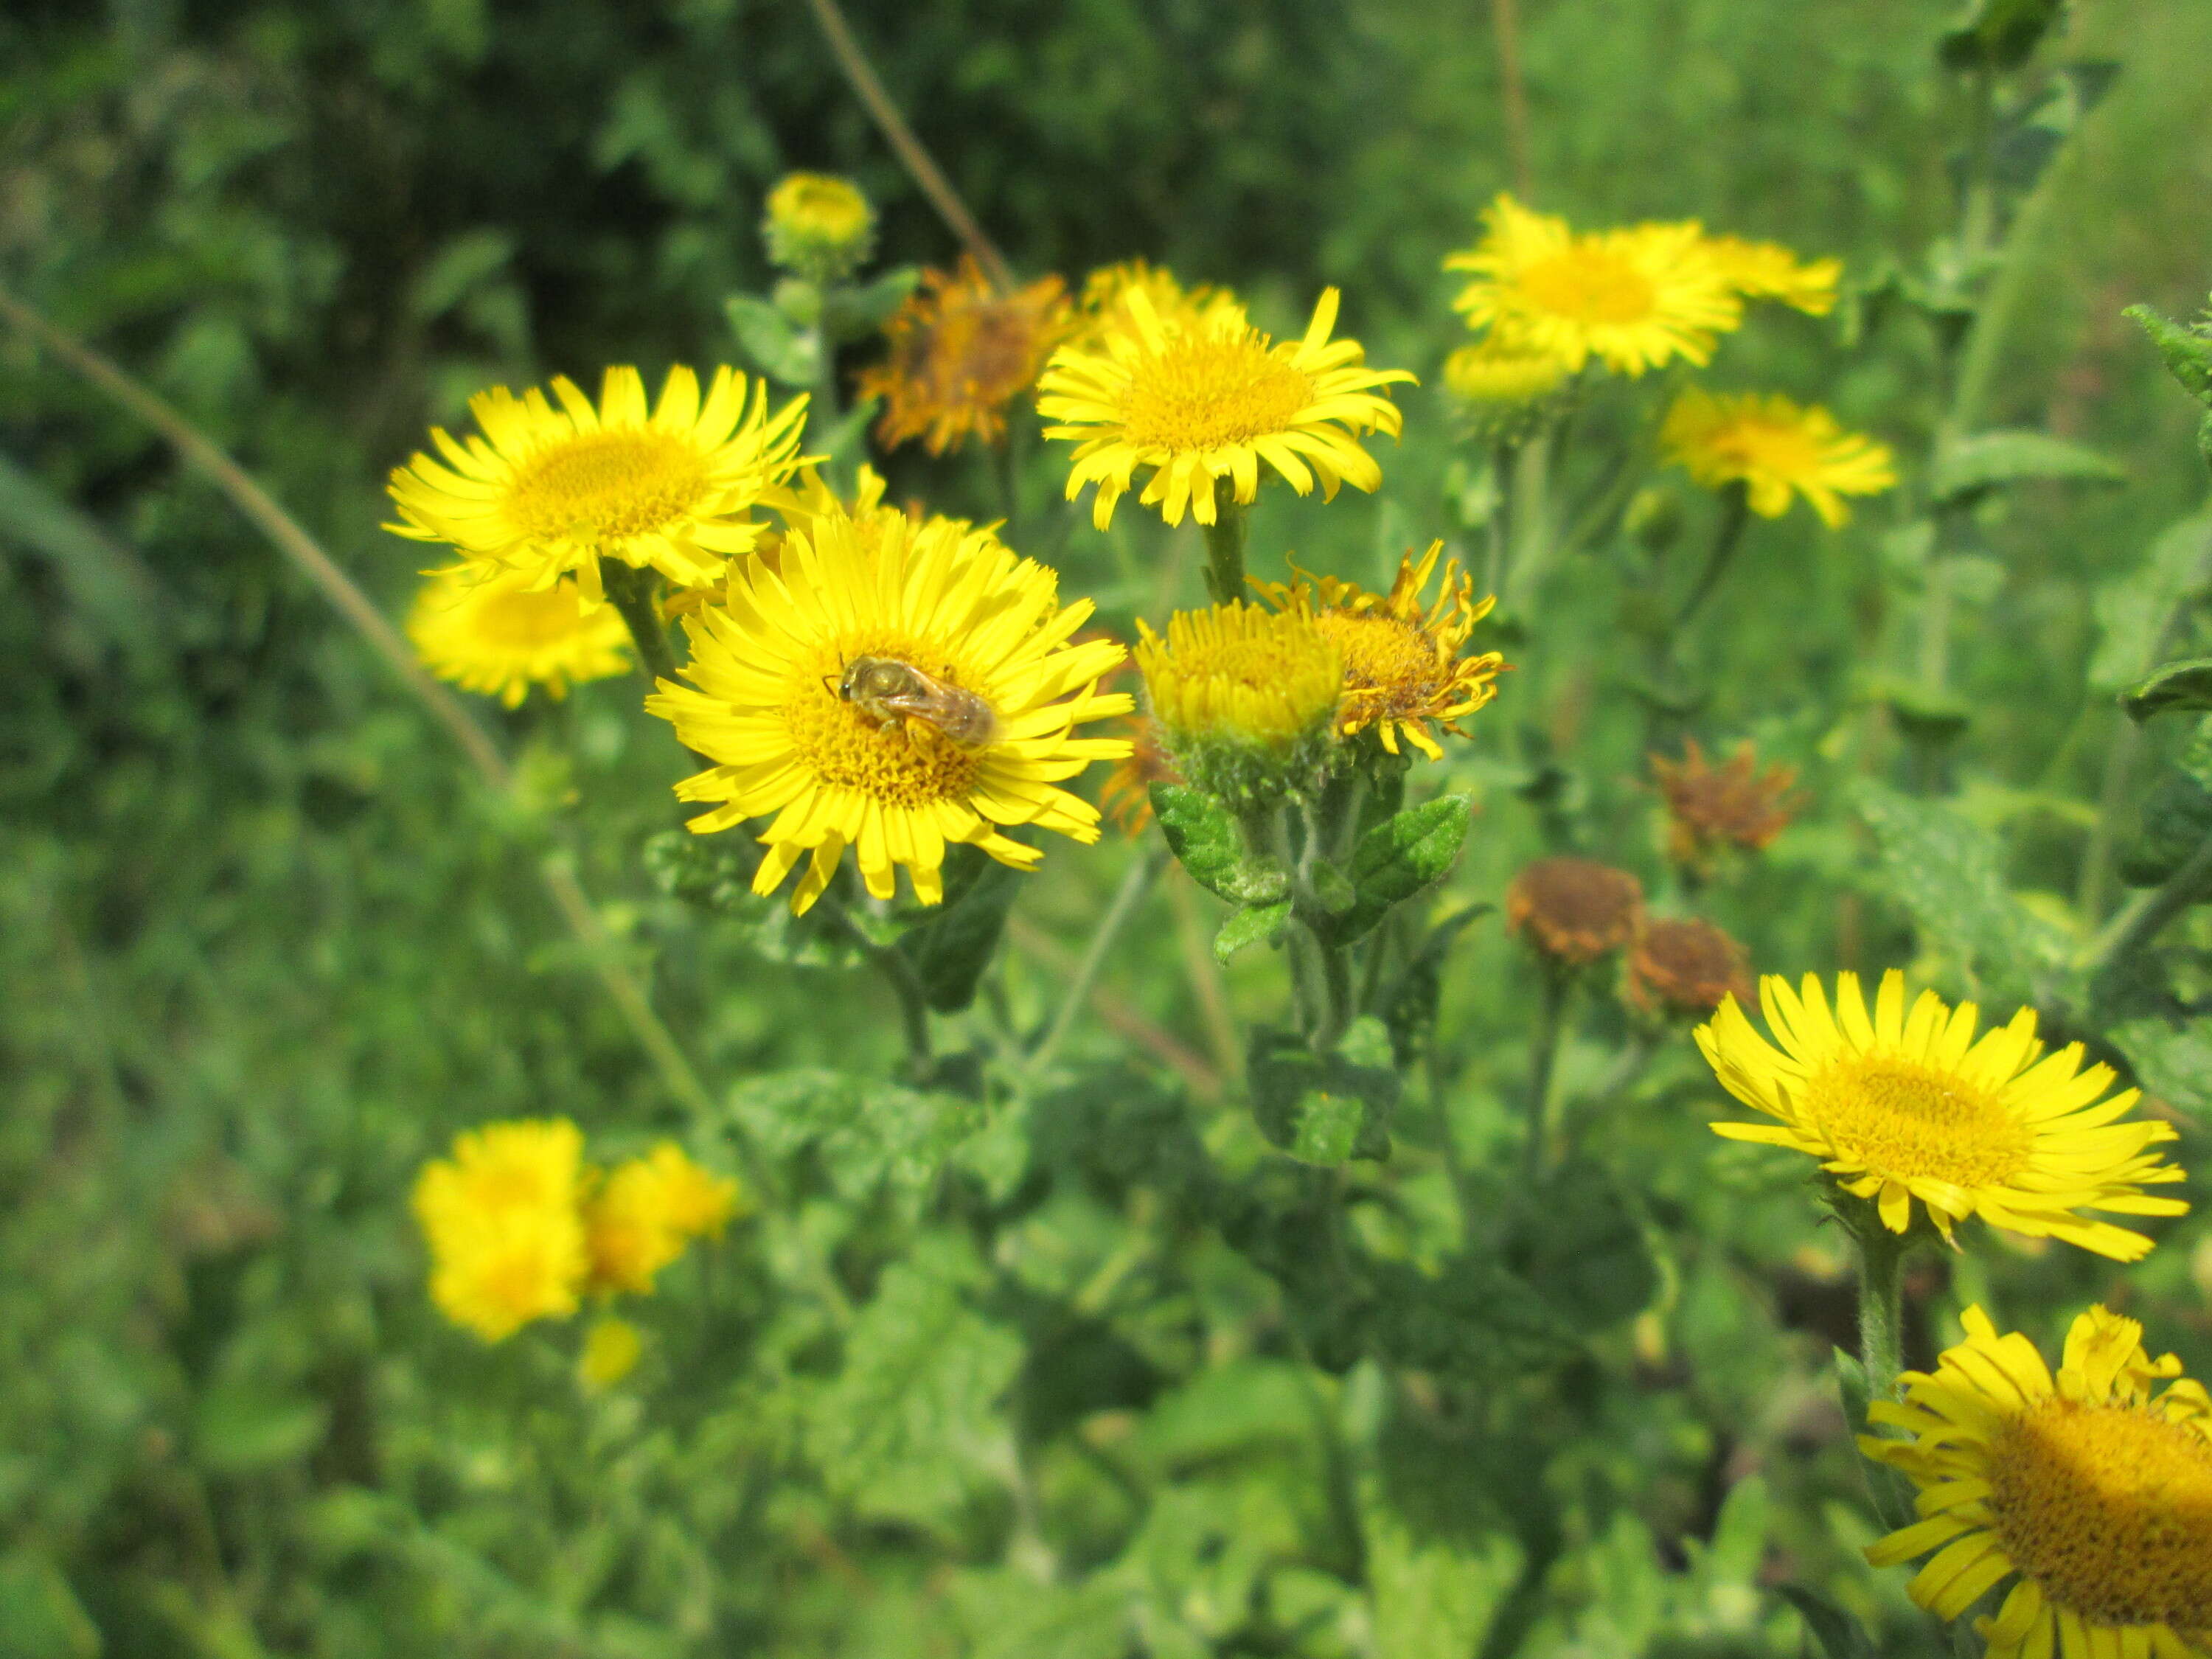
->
[1201, 484, 1250, 605]
[599, 558, 683, 686]
[1027, 844, 1166, 1076]
[1671, 482, 1751, 633]
[1523, 963, 1572, 1180]
[1854, 1220, 1910, 1404]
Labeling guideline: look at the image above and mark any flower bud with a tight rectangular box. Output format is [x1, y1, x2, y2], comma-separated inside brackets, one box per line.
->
[762, 172, 875, 284]
[1135, 602, 1343, 807]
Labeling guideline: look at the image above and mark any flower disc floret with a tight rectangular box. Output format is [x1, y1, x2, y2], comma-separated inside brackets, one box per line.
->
[1040, 287, 1414, 529]
[1863, 1304, 2212, 1658]
[1697, 970, 2188, 1259]
[406, 566, 632, 707]
[386, 365, 812, 603]
[1445, 195, 1743, 377]
[647, 504, 1131, 914]
[1663, 387, 1896, 527]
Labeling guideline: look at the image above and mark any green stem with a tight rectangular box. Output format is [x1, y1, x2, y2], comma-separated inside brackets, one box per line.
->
[1484, 438, 1519, 599]
[1201, 482, 1250, 605]
[599, 557, 683, 687]
[1523, 964, 1571, 1180]
[1854, 1220, 1910, 1404]
[2090, 828, 2212, 975]
[878, 945, 934, 1080]
[1027, 845, 1165, 1075]
[1671, 483, 1751, 633]
[1503, 433, 1551, 611]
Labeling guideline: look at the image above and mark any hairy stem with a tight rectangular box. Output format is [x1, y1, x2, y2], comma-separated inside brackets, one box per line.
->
[1672, 481, 1752, 633]
[599, 558, 683, 686]
[1488, 0, 1535, 201]
[1854, 1221, 1910, 1404]
[1201, 486, 1251, 605]
[1523, 964, 1572, 1180]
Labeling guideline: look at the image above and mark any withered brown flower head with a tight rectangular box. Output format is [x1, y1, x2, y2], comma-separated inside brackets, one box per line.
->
[1626, 917, 1753, 1020]
[1099, 714, 1181, 836]
[1649, 739, 1800, 866]
[855, 258, 1072, 455]
[1506, 857, 1644, 966]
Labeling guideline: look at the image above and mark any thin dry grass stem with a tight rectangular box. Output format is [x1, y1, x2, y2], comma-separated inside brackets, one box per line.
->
[1489, 0, 1535, 200]
[1006, 915, 1224, 1101]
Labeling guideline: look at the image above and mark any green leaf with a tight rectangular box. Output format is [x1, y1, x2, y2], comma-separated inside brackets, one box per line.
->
[2107, 1018, 2212, 1118]
[1214, 898, 1292, 964]
[0, 1549, 101, 1659]
[0, 450, 167, 665]
[1937, 0, 2065, 72]
[192, 1380, 328, 1475]
[1849, 779, 2067, 1000]
[2117, 768, 2212, 888]
[406, 227, 515, 322]
[729, 1069, 982, 1201]
[2126, 302, 2212, 403]
[1503, 1161, 1658, 1328]
[1363, 1493, 1523, 1659]
[2090, 513, 2212, 695]
[802, 1232, 1022, 1531]
[1331, 793, 1472, 944]
[1382, 904, 1491, 1068]
[1930, 429, 2125, 505]
[900, 854, 1023, 1012]
[2124, 657, 2212, 723]
[1776, 1586, 1879, 1659]
[1245, 1026, 1398, 1164]
[823, 265, 921, 341]
[724, 292, 819, 386]
[1151, 784, 1246, 901]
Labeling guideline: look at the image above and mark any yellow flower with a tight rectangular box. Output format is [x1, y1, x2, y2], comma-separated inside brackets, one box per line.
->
[1702, 234, 1841, 316]
[1072, 260, 1245, 347]
[1444, 195, 1743, 377]
[647, 503, 1131, 913]
[412, 1120, 590, 1342]
[763, 172, 874, 281]
[579, 1316, 644, 1391]
[1662, 387, 1896, 527]
[855, 258, 1072, 455]
[1038, 287, 1414, 530]
[1697, 970, 2189, 1261]
[406, 565, 632, 708]
[1861, 1304, 2212, 1658]
[1442, 338, 1571, 408]
[1251, 541, 1506, 760]
[1137, 602, 1344, 754]
[385, 366, 812, 604]
[583, 1144, 737, 1296]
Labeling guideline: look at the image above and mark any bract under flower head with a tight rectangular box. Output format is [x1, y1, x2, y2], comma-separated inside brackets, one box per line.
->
[1698, 970, 2189, 1260]
[1251, 542, 1505, 761]
[386, 366, 812, 605]
[1662, 388, 1896, 527]
[1862, 1304, 2212, 1659]
[1445, 195, 1743, 378]
[647, 501, 1130, 913]
[856, 258, 1071, 455]
[1039, 287, 1414, 530]
[407, 566, 631, 708]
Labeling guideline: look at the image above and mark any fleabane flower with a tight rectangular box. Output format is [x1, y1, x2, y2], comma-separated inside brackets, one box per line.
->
[1252, 541, 1506, 760]
[1701, 234, 1842, 316]
[647, 503, 1131, 913]
[856, 258, 1071, 454]
[1136, 603, 1343, 806]
[1862, 1304, 2212, 1658]
[412, 1120, 590, 1342]
[1445, 195, 1743, 377]
[1072, 259, 1245, 348]
[406, 566, 632, 707]
[1038, 287, 1414, 530]
[386, 366, 811, 604]
[584, 1142, 742, 1295]
[1698, 970, 2189, 1261]
[1649, 738, 1801, 867]
[1662, 387, 1896, 527]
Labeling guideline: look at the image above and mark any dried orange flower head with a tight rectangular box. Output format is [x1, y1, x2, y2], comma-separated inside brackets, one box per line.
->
[1627, 917, 1753, 1020]
[1507, 857, 1644, 966]
[1650, 739, 1799, 866]
[855, 258, 1071, 455]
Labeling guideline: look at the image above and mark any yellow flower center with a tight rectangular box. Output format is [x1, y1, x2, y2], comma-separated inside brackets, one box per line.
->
[1317, 612, 1435, 717]
[1119, 335, 1315, 452]
[1801, 1054, 2032, 1188]
[1520, 247, 1657, 325]
[1700, 416, 1825, 480]
[782, 633, 985, 808]
[1988, 1399, 2212, 1630]
[507, 430, 710, 544]
[465, 583, 597, 650]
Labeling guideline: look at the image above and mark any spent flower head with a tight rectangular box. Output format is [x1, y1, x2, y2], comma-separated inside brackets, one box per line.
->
[1651, 738, 1800, 867]
[762, 172, 876, 283]
[856, 258, 1071, 455]
[1507, 857, 1644, 966]
[1627, 917, 1754, 1020]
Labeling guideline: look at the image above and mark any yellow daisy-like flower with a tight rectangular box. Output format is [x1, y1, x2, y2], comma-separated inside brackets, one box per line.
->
[1251, 541, 1506, 759]
[1444, 195, 1743, 378]
[763, 172, 875, 281]
[1662, 387, 1896, 527]
[1442, 338, 1571, 408]
[406, 565, 632, 708]
[646, 504, 1132, 913]
[1138, 602, 1344, 751]
[1862, 1304, 2212, 1658]
[855, 258, 1072, 456]
[412, 1120, 590, 1342]
[582, 1142, 740, 1297]
[1073, 259, 1245, 347]
[1697, 970, 2189, 1262]
[386, 366, 812, 604]
[1037, 287, 1415, 531]
[1702, 234, 1842, 316]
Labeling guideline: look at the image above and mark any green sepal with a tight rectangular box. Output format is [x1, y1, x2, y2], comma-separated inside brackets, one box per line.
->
[2124, 657, 2212, 723]
[724, 292, 819, 386]
[1325, 794, 1472, 945]
[1930, 428, 2124, 506]
[2125, 302, 2212, 404]
[1246, 1019, 1398, 1164]
[1214, 899, 1293, 964]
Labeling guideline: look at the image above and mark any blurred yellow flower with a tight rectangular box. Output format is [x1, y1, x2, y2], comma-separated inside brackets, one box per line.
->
[412, 1120, 590, 1341]
[1442, 338, 1571, 408]
[647, 502, 1130, 913]
[1662, 387, 1896, 526]
[763, 172, 874, 281]
[1861, 1304, 2212, 1659]
[1038, 287, 1413, 529]
[386, 366, 812, 604]
[1072, 259, 1244, 347]
[406, 566, 631, 708]
[1701, 234, 1841, 316]
[579, 1315, 644, 1391]
[1252, 542, 1505, 760]
[1699, 970, 2188, 1261]
[585, 1142, 742, 1295]
[855, 258, 1071, 455]
[1137, 602, 1343, 751]
[1446, 195, 1742, 377]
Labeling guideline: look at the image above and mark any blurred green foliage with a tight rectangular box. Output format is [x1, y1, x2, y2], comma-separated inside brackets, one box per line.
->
[4, 0, 2212, 1655]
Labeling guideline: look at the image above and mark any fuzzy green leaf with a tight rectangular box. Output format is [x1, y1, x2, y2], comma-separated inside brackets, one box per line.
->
[1214, 898, 1292, 964]
[2126, 303, 2212, 403]
[1777, 1586, 1879, 1659]
[2124, 657, 2212, 723]
[729, 1070, 982, 1201]
[1151, 784, 1248, 902]
[1937, 0, 2064, 72]
[900, 855, 1023, 1012]
[1246, 1026, 1397, 1164]
[2090, 514, 2212, 695]
[724, 292, 819, 386]
[1930, 429, 2125, 505]
[2108, 1018, 2212, 1119]
[1332, 793, 1471, 943]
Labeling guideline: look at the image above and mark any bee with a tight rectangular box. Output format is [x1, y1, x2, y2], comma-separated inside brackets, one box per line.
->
[832, 656, 999, 748]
